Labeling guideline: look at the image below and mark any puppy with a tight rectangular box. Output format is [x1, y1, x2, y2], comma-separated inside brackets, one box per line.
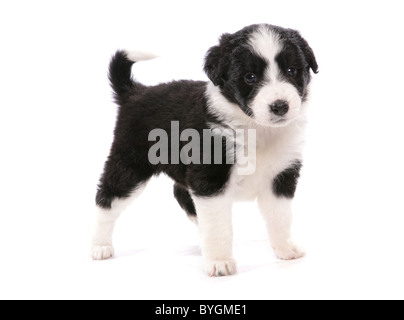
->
[91, 24, 318, 277]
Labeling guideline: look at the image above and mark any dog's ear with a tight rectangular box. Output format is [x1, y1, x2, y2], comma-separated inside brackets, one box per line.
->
[204, 33, 232, 86]
[291, 30, 319, 74]
[302, 40, 319, 74]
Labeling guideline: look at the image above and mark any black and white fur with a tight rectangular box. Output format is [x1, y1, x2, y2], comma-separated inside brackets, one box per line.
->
[91, 24, 318, 277]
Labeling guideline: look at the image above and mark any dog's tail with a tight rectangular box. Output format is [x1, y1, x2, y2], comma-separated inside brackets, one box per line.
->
[108, 50, 157, 103]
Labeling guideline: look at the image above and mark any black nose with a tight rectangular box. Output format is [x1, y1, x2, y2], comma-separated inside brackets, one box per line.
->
[270, 100, 289, 116]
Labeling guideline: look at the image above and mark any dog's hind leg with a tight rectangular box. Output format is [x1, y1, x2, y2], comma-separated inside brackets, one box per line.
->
[91, 154, 153, 260]
[173, 183, 197, 224]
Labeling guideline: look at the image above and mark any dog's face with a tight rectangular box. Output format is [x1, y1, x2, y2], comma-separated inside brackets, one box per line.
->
[204, 24, 318, 127]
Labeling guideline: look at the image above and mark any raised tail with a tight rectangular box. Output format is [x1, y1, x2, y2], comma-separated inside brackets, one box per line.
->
[108, 50, 157, 103]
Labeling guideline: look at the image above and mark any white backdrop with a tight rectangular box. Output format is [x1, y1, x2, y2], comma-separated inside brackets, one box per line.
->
[1, 0, 404, 300]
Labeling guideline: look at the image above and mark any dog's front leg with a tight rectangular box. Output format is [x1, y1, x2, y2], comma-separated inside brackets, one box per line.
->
[258, 163, 305, 260]
[258, 195, 305, 260]
[193, 195, 236, 277]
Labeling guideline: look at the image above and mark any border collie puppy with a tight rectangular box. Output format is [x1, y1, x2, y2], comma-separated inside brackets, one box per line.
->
[91, 24, 318, 277]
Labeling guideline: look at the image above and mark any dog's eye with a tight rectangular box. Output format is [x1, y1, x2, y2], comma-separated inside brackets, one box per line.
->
[287, 67, 298, 78]
[244, 73, 257, 85]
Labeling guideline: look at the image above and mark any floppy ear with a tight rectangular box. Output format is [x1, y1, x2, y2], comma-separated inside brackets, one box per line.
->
[204, 33, 231, 86]
[291, 30, 319, 74]
[302, 40, 319, 74]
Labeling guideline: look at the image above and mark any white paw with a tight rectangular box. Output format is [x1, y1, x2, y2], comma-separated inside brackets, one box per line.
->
[91, 245, 114, 260]
[273, 243, 305, 260]
[206, 259, 237, 277]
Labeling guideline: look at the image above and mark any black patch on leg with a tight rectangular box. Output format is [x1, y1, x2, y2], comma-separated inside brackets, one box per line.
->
[173, 183, 197, 217]
[96, 151, 154, 209]
[272, 161, 302, 198]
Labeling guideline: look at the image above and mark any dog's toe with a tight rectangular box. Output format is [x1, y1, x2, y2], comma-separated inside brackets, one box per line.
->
[273, 243, 305, 260]
[206, 259, 237, 277]
[91, 245, 114, 260]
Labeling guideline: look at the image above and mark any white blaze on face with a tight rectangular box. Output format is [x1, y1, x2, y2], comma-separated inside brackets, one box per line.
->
[248, 26, 302, 127]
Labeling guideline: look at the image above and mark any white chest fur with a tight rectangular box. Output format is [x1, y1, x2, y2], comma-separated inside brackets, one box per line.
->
[232, 119, 306, 202]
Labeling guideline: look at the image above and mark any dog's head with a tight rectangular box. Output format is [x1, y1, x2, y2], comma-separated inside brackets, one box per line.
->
[204, 24, 318, 127]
